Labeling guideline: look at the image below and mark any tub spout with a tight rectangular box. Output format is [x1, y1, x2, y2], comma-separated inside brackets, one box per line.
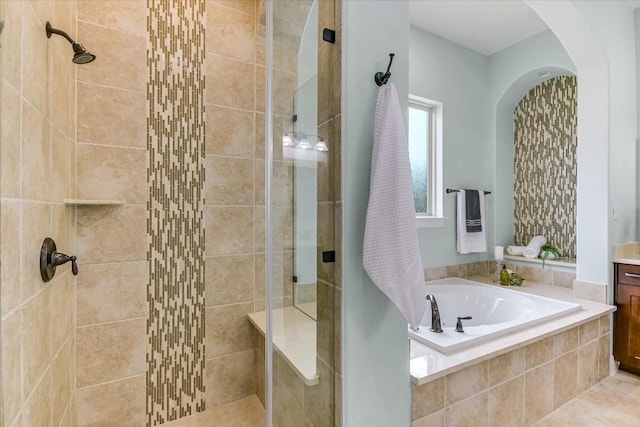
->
[425, 294, 443, 333]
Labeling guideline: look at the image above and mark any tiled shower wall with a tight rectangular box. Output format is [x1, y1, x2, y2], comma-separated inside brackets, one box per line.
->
[73, 0, 295, 425]
[514, 76, 577, 259]
[1, 1, 77, 425]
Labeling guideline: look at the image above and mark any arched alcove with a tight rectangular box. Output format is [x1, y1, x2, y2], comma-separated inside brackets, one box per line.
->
[524, 1, 610, 291]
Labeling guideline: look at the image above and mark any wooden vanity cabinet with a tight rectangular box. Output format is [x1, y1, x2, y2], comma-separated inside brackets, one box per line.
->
[614, 263, 640, 374]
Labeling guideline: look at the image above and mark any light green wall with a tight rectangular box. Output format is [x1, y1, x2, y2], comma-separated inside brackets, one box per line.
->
[409, 27, 576, 268]
[409, 26, 492, 268]
[342, 1, 412, 425]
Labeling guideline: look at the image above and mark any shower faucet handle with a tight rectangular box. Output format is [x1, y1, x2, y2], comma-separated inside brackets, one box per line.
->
[50, 252, 78, 275]
[39, 238, 78, 282]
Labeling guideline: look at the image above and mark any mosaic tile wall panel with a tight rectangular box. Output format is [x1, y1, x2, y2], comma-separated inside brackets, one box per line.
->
[514, 76, 577, 258]
[146, 0, 206, 425]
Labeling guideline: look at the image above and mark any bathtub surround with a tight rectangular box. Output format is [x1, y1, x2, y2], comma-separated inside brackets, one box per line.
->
[412, 313, 612, 426]
[514, 76, 577, 259]
[146, 0, 206, 423]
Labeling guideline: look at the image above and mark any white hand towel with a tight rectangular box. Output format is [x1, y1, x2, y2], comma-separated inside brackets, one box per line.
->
[507, 245, 526, 256]
[523, 236, 547, 259]
[363, 83, 426, 331]
[456, 190, 487, 254]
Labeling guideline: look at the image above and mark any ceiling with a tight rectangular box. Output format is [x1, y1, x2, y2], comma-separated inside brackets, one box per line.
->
[409, 0, 640, 57]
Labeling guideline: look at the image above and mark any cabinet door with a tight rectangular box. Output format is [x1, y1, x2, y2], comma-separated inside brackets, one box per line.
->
[615, 283, 640, 371]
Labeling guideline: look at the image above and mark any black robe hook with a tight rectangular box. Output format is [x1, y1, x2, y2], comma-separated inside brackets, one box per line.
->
[375, 53, 395, 86]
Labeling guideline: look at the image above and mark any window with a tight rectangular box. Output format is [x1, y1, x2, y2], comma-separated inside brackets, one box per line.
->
[408, 95, 444, 228]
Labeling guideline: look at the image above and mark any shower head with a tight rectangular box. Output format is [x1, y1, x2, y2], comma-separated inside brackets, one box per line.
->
[45, 21, 96, 64]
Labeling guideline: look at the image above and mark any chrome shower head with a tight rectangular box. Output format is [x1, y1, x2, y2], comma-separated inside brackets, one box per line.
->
[45, 21, 96, 64]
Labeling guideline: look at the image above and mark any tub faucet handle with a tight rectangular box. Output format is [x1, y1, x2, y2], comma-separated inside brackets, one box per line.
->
[455, 316, 472, 333]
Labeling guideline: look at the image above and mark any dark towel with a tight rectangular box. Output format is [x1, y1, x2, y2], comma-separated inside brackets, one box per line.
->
[465, 190, 482, 232]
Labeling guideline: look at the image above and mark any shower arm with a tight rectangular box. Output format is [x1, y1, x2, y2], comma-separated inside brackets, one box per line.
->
[45, 22, 76, 44]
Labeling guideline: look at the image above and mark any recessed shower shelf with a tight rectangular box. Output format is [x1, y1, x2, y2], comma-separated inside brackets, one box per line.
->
[63, 199, 125, 206]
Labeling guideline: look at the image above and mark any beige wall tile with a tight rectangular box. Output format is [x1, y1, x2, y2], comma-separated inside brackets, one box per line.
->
[77, 83, 146, 148]
[212, 0, 256, 14]
[76, 261, 147, 326]
[488, 376, 524, 427]
[208, 54, 254, 110]
[206, 255, 254, 306]
[77, 22, 146, 91]
[77, 205, 147, 263]
[2, 82, 21, 198]
[525, 336, 553, 369]
[317, 280, 334, 365]
[49, 273, 74, 355]
[599, 314, 611, 336]
[466, 261, 489, 276]
[208, 2, 255, 61]
[21, 100, 50, 201]
[553, 350, 578, 408]
[445, 264, 466, 278]
[552, 270, 575, 288]
[76, 318, 146, 387]
[578, 340, 599, 392]
[334, 287, 342, 375]
[274, 351, 304, 410]
[206, 350, 256, 407]
[76, 375, 146, 427]
[21, 368, 52, 427]
[3, 1, 23, 89]
[22, 288, 51, 396]
[273, 205, 294, 252]
[1, 200, 21, 315]
[317, 119, 335, 204]
[51, 47, 73, 137]
[206, 206, 254, 255]
[273, 69, 296, 116]
[317, 43, 334, 124]
[445, 361, 488, 406]
[445, 392, 488, 427]
[488, 348, 525, 387]
[304, 358, 334, 427]
[598, 334, 610, 381]
[206, 106, 255, 157]
[207, 155, 254, 205]
[412, 378, 444, 420]
[77, 144, 147, 203]
[2, 308, 23, 426]
[206, 302, 254, 358]
[78, 0, 147, 35]
[553, 327, 579, 357]
[516, 264, 552, 284]
[317, 202, 335, 284]
[524, 362, 554, 425]
[272, 160, 294, 206]
[413, 410, 444, 427]
[573, 280, 607, 303]
[424, 267, 446, 281]
[254, 112, 266, 159]
[255, 65, 265, 113]
[50, 128, 73, 202]
[22, 6, 50, 115]
[254, 158, 265, 206]
[579, 319, 599, 345]
[20, 203, 51, 301]
[51, 337, 74, 426]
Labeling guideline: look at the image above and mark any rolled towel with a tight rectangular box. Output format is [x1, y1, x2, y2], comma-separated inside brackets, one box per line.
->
[523, 236, 547, 259]
[507, 245, 526, 256]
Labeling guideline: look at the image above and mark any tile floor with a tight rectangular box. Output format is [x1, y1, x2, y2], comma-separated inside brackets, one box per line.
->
[534, 370, 640, 426]
[157, 370, 640, 426]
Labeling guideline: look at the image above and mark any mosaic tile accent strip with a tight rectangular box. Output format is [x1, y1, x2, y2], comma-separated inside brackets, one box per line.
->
[514, 76, 577, 259]
[146, 0, 206, 425]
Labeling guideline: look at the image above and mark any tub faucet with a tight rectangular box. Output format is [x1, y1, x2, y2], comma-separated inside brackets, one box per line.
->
[425, 294, 443, 333]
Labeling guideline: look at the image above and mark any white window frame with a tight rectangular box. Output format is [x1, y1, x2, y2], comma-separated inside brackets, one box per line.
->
[408, 94, 445, 228]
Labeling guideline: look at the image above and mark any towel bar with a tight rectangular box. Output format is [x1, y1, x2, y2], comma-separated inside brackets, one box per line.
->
[446, 188, 491, 195]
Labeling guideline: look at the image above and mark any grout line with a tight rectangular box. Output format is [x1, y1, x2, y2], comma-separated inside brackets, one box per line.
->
[76, 372, 146, 392]
[76, 315, 147, 330]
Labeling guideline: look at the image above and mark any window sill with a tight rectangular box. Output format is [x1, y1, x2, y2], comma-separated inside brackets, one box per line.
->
[416, 216, 447, 229]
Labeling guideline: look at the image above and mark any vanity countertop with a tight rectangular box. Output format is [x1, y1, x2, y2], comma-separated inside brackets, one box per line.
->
[613, 242, 640, 265]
